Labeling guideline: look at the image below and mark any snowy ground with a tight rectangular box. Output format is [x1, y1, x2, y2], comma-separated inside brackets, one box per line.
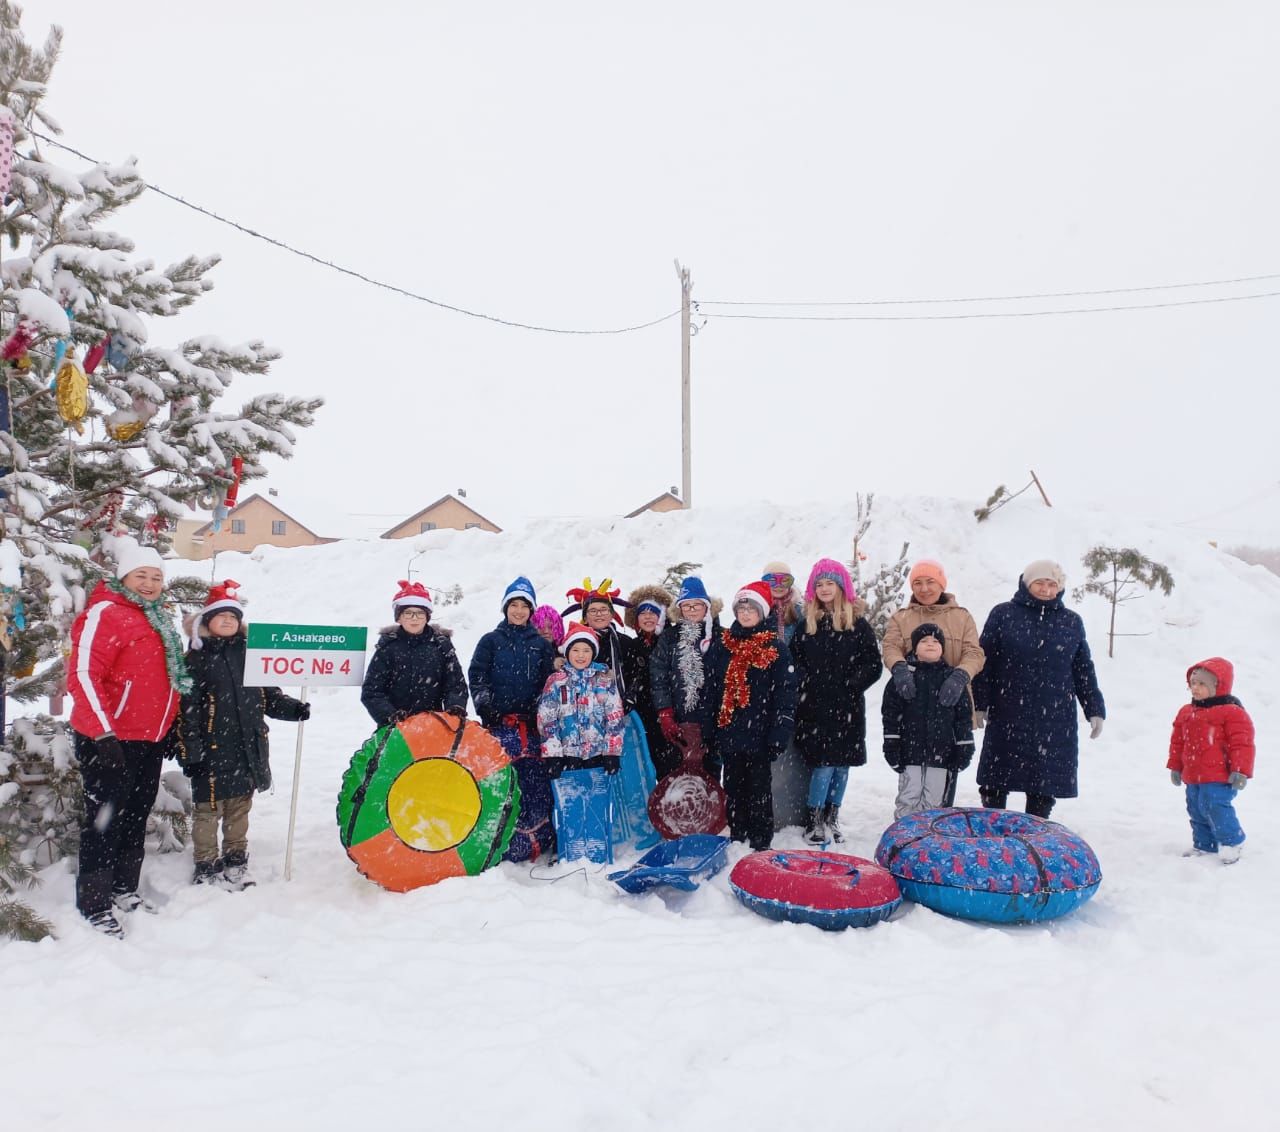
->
[4, 495, 1277, 1130]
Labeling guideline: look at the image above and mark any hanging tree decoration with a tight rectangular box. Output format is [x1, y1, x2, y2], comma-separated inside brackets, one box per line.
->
[105, 393, 160, 443]
[104, 332, 136, 371]
[54, 351, 88, 433]
[82, 335, 109, 374]
[0, 105, 13, 204]
[2, 320, 37, 372]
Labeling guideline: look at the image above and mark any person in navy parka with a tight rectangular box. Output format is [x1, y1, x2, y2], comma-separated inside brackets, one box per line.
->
[468, 577, 557, 861]
[360, 581, 468, 727]
[971, 560, 1106, 819]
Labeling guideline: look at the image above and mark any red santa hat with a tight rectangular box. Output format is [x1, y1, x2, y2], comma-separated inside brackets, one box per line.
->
[560, 621, 599, 658]
[392, 579, 433, 620]
[201, 579, 245, 621]
[733, 581, 774, 620]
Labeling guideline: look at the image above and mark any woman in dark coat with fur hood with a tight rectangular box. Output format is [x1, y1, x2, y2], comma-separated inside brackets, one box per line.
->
[624, 583, 679, 777]
[789, 559, 882, 844]
[360, 581, 468, 727]
[178, 581, 309, 887]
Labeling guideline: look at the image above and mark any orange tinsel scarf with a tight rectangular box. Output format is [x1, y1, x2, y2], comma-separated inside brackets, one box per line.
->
[717, 632, 779, 727]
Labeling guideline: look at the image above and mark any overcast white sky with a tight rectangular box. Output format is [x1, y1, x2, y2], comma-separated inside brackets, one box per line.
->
[29, 1, 1280, 542]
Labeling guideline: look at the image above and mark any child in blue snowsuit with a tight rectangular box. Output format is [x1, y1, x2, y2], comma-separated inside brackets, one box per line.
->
[536, 622, 625, 863]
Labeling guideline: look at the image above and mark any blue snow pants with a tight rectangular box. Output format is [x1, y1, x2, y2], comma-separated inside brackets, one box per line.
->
[1185, 782, 1245, 851]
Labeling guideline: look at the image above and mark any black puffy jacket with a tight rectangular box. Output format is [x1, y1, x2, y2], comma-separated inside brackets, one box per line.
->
[360, 625, 468, 727]
[178, 632, 308, 804]
[881, 658, 975, 772]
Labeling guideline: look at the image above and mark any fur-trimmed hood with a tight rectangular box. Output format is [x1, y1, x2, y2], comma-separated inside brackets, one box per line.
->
[668, 595, 724, 622]
[184, 610, 247, 650]
[625, 584, 676, 630]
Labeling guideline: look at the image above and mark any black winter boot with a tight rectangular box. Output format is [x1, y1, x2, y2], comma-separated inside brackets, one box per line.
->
[823, 805, 845, 843]
[803, 806, 826, 844]
[219, 850, 255, 891]
[192, 860, 221, 886]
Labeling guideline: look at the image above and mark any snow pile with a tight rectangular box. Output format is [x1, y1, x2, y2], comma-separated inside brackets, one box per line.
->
[4, 494, 1277, 1130]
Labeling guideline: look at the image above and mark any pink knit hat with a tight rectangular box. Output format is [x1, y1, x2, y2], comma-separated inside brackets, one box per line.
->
[804, 558, 855, 604]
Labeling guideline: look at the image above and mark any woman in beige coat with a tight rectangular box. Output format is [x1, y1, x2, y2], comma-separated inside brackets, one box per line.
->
[882, 558, 985, 722]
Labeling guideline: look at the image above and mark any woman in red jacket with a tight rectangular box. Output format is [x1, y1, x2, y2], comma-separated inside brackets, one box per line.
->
[68, 540, 191, 936]
[1167, 657, 1255, 865]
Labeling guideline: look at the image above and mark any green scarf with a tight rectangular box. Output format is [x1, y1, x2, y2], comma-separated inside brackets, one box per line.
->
[105, 578, 194, 695]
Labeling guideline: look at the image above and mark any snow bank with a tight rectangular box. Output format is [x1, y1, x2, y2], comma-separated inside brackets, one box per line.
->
[4, 493, 1277, 1130]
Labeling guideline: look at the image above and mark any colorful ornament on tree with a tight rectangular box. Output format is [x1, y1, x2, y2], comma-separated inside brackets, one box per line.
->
[105, 333, 137, 371]
[54, 356, 89, 433]
[80, 490, 125, 534]
[83, 336, 109, 374]
[223, 455, 244, 508]
[2, 321, 37, 368]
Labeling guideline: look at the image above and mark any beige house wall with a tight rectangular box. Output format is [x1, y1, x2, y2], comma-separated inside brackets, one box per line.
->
[183, 496, 327, 560]
[384, 497, 501, 538]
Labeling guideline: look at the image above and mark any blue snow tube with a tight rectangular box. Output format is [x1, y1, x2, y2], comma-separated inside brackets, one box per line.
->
[874, 808, 1101, 924]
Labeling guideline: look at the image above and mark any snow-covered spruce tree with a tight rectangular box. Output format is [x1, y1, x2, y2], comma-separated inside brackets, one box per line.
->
[0, 3, 320, 938]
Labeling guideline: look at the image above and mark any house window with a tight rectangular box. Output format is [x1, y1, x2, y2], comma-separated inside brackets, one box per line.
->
[272, 520, 287, 535]
[231, 519, 246, 535]
[420, 521, 437, 533]
[464, 522, 480, 530]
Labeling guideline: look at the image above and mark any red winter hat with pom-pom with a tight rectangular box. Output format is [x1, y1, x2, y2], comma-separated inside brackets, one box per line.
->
[201, 579, 244, 621]
[392, 580, 433, 620]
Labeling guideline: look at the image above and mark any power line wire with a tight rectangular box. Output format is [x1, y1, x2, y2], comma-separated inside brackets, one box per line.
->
[27, 131, 680, 336]
[701, 271, 1280, 308]
[697, 290, 1280, 321]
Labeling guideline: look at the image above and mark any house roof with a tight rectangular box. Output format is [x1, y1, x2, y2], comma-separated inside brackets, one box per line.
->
[191, 493, 327, 540]
[624, 491, 684, 519]
[380, 494, 502, 537]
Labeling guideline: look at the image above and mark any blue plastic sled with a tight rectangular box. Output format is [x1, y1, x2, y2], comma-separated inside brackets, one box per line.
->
[609, 711, 661, 852]
[552, 766, 614, 864]
[608, 834, 731, 894]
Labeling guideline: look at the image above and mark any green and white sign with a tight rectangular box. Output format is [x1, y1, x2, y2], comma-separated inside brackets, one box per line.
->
[245, 623, 368, 687]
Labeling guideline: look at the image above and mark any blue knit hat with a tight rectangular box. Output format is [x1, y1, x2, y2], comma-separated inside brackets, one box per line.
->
[502, 576, 537, 611]
[677, 576, 709, 605]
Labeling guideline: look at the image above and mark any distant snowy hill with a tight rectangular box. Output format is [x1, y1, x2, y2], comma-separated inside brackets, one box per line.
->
[7, 493, 1277, 1130]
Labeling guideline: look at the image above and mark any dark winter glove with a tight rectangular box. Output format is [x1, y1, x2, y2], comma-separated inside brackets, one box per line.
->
[767, 747, 785, 763]
[891, 662, 916, 702]
[94, 734, 125, 770]
[1170, 769, 1182, 787]
[298, 703, 312, 722]
[1229, 772, 1248, 791]
[937, 668, 970, 708]
[181, 758, 206, 780]
[445, 707, 467, 724]
[658, 708, 681, 744]
[884, 740, 903, 772]
[604, 756, 621, 776]
[543, 757, 566, 780]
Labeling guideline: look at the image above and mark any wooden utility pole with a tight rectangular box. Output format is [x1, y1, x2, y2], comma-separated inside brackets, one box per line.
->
[675, 260, 692, 508]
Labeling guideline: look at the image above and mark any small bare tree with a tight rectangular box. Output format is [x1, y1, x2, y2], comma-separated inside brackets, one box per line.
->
[849, 494, 911, 641]
[974, 471, 1053, 522]
[1073, 546, 1174, 658]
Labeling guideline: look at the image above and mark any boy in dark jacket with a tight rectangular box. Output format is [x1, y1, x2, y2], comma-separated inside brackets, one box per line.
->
[361, 581, 468, 728]
[178, 582, 310, 888]
[881, 623, 974, 819]
[1168, 658, 1255, 864]
[468, 576, 557, 862]
[704, 582, 797, 849]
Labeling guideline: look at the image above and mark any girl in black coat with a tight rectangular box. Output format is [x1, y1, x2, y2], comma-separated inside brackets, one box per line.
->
[704, 582, 797, 850]
[789, 559, 882, 844]
[178, 582, 309, 888]
[881, 623, 975, 818]
[360, 581, 468, 728]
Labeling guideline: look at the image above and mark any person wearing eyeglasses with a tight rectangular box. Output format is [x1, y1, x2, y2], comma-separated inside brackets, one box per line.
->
[360, 580, 468, 728]
[761, 560, 804, 644]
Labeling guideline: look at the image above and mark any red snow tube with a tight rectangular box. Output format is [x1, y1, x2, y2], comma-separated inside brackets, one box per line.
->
[730, 850, 901, 930]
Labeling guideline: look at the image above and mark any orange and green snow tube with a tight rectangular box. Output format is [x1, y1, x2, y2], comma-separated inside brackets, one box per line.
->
[337, 712, 520, 892]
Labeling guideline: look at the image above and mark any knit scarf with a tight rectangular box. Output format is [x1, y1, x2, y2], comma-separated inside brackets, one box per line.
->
[105, 579, 194, 694]
[717, 630, 778, 727]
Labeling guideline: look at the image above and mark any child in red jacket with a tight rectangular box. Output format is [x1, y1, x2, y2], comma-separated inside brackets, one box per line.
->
[1167, 657, 1255, 864]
